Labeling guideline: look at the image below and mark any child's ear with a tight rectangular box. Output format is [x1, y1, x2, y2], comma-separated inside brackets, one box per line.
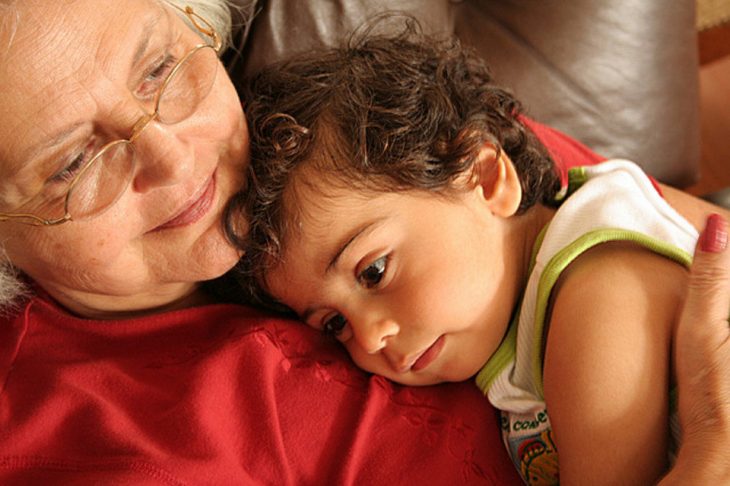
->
[470, 144, 522, 217]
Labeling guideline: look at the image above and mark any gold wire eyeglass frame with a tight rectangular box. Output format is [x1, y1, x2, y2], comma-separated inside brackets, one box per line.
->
[0, 5, 222, 226]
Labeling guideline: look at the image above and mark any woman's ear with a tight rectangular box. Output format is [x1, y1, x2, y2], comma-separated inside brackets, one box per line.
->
[470, 144, 522, 217]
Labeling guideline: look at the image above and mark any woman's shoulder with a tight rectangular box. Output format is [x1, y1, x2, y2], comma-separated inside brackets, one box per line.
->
[0, 296, 523, 484]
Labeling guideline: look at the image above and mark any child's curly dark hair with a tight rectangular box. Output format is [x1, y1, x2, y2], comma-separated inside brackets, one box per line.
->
[226, 20, 560, 308]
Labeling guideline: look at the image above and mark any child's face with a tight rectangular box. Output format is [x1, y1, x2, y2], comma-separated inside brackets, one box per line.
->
[265, 179, 524, 386]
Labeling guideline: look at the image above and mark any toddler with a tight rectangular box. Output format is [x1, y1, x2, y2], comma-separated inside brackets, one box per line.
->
[227, 29, 728, 485]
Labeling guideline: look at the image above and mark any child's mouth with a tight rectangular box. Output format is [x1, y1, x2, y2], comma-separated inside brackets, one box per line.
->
[411, 335, 445, 372]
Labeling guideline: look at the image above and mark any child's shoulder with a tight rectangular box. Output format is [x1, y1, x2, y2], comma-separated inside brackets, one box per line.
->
[547, 239, 687, 372]
[550, 239, 687, 327]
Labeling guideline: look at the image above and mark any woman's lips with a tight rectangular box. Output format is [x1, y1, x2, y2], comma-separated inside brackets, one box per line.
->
[156, 173, 216, 230]
[411, 335, 445, 372]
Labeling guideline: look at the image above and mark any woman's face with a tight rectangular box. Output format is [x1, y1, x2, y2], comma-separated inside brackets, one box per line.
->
[0, 0, 249, 316]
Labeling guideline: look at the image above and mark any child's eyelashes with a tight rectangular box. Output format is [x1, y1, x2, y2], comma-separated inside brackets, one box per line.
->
[357, 255, 388, 289]
[322, 313, 348, 338]
[315, 254, 391, 340]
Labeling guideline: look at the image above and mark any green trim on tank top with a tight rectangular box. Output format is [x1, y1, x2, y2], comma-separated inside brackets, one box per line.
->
[476, 229, 692, 397]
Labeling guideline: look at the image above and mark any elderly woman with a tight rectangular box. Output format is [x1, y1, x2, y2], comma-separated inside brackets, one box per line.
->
[0, 0, 729, 484]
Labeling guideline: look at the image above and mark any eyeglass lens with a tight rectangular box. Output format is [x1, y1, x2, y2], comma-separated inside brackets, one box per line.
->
[67, 45, 219, 220]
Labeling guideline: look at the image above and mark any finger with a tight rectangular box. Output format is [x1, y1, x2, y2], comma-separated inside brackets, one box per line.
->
[679, 213, 730, 347]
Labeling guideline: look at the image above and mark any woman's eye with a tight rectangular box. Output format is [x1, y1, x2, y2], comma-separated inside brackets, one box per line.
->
[323, 314, 348, 338]
[137, 55, 177, 100]
[50, 141, 96, 184]
[358, 256, 388, 289]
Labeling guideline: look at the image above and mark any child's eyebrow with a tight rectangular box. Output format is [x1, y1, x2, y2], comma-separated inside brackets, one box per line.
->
[325, 218, 388, 274]
[301, 218, 385, 322]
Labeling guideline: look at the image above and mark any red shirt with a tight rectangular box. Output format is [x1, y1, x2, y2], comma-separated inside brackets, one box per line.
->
[1, 298, 520, 484]
[0, 121, 599, 484]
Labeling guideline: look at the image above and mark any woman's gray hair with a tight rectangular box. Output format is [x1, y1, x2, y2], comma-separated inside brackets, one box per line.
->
[0, 253, 27, 313]
[0, 0, 246, 311]
[0, 0, 238, 54]
[1, 2, 26, 310]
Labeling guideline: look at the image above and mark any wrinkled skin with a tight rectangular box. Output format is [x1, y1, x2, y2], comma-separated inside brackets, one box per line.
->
[0, 0, 248, 318]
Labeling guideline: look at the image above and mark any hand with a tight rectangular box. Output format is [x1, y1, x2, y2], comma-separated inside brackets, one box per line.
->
[661, 213, 730, 484]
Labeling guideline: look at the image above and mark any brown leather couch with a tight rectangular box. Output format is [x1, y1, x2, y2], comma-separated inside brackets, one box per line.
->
[226, 0, 701, 189]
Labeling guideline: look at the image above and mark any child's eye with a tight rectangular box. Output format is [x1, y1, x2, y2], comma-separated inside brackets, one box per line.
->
[323, 313, 348, 337]
[358, 256, 388, 289]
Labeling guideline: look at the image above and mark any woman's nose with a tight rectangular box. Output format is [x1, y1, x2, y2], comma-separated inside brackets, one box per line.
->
[351, 315, 399, 354]
[130, 121, 195, 193]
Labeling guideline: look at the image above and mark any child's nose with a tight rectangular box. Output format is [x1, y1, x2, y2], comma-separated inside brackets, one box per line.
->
[352, 316, 399, 354]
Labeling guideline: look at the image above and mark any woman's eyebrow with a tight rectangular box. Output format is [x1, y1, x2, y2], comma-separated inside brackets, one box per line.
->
[132, 24, 154, 67]
[132, 11, 165, 67]
[26, 11, 166, 165]
[26, 122, 85, 166]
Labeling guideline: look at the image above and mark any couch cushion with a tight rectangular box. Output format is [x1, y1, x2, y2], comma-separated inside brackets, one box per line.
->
[228, 0, 700, 187]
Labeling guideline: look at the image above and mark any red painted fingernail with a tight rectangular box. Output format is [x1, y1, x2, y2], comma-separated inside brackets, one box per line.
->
[700, 213, 728, 253]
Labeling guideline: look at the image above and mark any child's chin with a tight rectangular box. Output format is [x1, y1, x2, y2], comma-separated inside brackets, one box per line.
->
[387, 372, 454, 387]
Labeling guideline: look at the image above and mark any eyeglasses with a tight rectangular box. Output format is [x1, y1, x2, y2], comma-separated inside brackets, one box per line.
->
[0, 5, 222, 226]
